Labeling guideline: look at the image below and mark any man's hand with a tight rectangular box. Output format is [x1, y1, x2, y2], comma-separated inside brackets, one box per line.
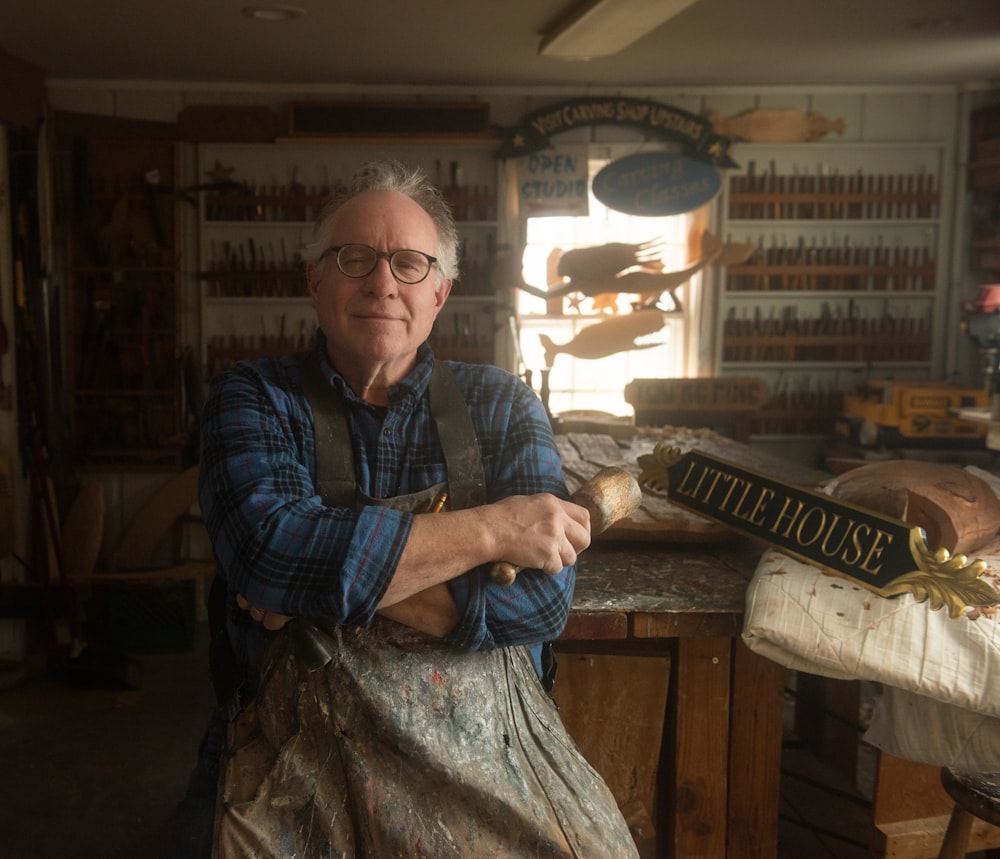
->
[378, 492, 591, 608]
[236, 593, 294, 630]
[487, 493, 592, 575]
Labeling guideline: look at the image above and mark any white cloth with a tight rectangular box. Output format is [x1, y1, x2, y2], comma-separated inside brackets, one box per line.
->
[741, 467, 1000, 770]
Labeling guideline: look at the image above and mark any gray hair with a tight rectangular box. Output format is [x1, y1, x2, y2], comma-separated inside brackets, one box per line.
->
[301, 160, 460, 281]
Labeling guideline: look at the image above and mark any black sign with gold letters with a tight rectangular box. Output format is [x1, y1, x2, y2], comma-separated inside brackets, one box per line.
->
[638, 444, 999, 618]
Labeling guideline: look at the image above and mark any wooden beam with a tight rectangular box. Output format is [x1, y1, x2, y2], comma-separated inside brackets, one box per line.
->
[727, 641, 784, 859]
[552, 652, 670, 858]
[54, 110, 179, 140]
[667, 636, 732, 857]
[0, 48, 45, 129]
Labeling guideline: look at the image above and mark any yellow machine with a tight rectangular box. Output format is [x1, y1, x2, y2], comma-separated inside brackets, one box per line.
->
[834, 380, 988, 450]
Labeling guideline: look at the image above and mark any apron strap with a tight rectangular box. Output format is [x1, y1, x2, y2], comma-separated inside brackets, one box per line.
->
[298, 352, 356, 508]
[429, 360, 486, 510]
[299, 352, 486, 510]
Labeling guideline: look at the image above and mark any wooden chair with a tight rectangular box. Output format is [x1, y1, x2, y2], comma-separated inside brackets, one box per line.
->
[83, 466, 215, 654]
[87, 465, 214, 585]
[938, 769, 1000, 859]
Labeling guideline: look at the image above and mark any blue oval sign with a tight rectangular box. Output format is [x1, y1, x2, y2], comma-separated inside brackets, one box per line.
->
[592, 151, 721, 217]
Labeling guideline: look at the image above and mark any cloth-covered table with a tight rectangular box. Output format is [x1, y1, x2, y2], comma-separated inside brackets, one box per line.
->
[743, 466, 1000, 770]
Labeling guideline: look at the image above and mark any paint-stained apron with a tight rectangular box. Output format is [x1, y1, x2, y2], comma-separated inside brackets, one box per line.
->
[212, 357, 639, 857]
[214, 614, 639, 858]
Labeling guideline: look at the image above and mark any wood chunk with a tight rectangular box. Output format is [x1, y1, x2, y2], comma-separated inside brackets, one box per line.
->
[827, 460, 1000, 555]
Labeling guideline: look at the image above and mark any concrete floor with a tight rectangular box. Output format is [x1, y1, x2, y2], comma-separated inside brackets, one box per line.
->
[0, 624, 215, 859]
[0, 620, 949, 859]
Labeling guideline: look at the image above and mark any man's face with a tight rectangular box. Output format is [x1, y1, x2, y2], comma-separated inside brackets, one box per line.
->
[307, 189, 451, 386]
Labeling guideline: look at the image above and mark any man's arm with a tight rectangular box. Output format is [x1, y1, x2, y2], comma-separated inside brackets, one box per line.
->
[244, 492, 591, 636]
[378, 493, 590, 606]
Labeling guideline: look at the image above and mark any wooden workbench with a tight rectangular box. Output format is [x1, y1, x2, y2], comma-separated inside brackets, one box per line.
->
[557, 540, 784, 859]
[549, 429, 828, 857]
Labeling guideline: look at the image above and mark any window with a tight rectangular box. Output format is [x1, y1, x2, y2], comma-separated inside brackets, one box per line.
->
[514, 152, 702, 417]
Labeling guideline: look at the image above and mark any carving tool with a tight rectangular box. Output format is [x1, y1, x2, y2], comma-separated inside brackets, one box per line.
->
[490, 466, 643, 586]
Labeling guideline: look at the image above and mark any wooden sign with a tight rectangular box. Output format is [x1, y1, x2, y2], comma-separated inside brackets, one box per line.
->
[638, 444, 999, 618]
[592, 152, 721, 217]
[498, 96, 738, 169]
[516, 144, 590, 217]
[625, 377, 769, 412]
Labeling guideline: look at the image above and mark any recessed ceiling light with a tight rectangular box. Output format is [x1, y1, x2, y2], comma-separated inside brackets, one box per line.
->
[242, 5, 306, 22]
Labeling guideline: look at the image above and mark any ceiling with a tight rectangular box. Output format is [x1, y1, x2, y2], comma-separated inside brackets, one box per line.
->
[2, 0, 999, 91]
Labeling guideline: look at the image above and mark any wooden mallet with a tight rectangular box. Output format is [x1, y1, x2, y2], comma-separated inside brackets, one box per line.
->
[490, 466, 643, 586]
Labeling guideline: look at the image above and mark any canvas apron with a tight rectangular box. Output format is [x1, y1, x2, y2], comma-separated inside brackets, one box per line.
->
[213, 360, 638, 859]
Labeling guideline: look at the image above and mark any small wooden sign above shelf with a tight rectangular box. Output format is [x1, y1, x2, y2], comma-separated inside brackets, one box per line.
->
[287, 101, 493, 139]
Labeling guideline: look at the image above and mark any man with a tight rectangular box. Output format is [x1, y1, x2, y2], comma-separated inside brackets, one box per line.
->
[196, 160, 638, 857]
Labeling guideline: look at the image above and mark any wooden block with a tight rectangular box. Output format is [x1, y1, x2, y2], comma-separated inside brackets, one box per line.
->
[551, 652, 670, 853]
[874, 754, 954, 825]
[669, 636, 732, 857]
[872, 814, 1000, 858]
[727, 641, 785, 859]
[794, 674, 861, 784]
[871, 752, 1000, 858]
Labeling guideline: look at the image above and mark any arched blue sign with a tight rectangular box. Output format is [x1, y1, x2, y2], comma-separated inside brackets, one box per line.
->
[592, 151, 722, 217]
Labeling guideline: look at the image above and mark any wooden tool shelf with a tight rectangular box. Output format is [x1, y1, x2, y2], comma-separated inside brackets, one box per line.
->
[198, 267, 305, 298]
[971, 237, 1000, 271]
[205, 341, 306, 377]
[725, 259, 935, 292]
[722, 331, 932, 364]
[202, 188, 496, 223]
[714, 142, 949, 438]
[969, 103, 1000, 273]
[727, 173, 938, 221]
[751, 402, 841, 436]
[61, 137, 188, 471]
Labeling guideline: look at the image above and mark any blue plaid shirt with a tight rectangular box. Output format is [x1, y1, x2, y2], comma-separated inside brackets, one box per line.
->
[199, 336, 575, 684]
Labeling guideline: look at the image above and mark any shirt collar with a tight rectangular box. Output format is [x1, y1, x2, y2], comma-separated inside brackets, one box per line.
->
[311, 331, 436, 409]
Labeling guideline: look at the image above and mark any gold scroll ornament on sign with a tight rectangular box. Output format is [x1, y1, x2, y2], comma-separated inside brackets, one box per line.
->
[638, 443, 1000, 618]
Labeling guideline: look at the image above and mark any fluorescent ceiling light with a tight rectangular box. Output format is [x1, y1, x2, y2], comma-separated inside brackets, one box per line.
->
[540, 0, 701, 59]
[242, 5, 305, 22]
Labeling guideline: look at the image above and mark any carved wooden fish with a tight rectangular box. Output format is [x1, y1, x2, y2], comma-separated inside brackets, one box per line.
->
[557, 237, 666, 281]
[707, 108, 846, 143]
[538, 308, 669, 367]
[492, 232, 754, 308]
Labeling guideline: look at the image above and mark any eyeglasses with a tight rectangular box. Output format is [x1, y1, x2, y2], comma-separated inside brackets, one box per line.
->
[319, 243, 438, 284]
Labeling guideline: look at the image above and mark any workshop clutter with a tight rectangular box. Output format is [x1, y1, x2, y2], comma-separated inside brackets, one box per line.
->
[835, 379, 988, 449]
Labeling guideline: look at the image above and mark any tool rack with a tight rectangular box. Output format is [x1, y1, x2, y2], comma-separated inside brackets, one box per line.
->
[64, 138, 186, 471]
[712, 141, 951, 439]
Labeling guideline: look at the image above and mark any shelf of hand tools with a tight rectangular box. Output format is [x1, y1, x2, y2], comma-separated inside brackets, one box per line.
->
[195, 142, 502, 381]
[714, 142, 949, 438]
[65, 137, 186, 470]
[969, 102, 1000, 275]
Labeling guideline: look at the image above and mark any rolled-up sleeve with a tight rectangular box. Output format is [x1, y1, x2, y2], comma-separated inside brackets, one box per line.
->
[443, 371, 576, 652]
[199, 361, 411, 634]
